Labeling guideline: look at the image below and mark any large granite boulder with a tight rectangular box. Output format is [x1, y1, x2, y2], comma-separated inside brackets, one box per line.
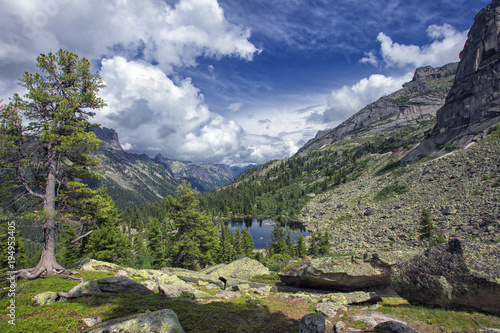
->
[404, 0, 500, 162]
[200, 257, 270, 280]
[279, 252, 411, 290]
[391, 238, 500, 314]
[97, 276, 154, 295]
[86, 309, 184, 333]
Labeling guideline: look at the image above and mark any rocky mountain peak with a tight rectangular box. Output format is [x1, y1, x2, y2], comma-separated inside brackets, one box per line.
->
[409, 63, 459, 83]
[92, 127, 122, 151]
[403, 0, 500, 162]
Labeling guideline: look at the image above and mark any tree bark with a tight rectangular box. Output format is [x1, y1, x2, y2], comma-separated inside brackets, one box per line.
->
[11, 164, 66, 279]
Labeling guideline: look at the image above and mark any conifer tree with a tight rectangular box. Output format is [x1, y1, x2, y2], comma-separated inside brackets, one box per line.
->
[0, 50, 106, 279]
[147, 218, 165, 269]
[241, 227, 254, 257]
[308, 232, 319, 257]
[295, 234, 307, 258]
[418, 208, 435, 246]
[171, 181, 218, 270]
[219, 224, 234, 262]
[270, 224, 289, 256]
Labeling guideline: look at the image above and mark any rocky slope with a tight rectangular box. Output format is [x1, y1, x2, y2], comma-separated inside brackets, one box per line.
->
[296, 62, 458, 156]
[296, 1, 500, 253]
[91, 127, 236, 208]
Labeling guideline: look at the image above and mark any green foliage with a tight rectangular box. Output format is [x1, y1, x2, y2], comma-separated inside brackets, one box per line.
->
[171, 181, 219, 270]
[147, 218, 166, 269]
[418, 209, 446, 247]
[84, 225, 130, 265]
[0, 214, 28, 275]
[373, 184, 408, 202]
[0, 50, 106, 273]
[307, 231, 332, 257]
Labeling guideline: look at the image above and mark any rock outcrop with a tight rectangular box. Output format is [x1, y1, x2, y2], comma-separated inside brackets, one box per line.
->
[299, 313, 326, 333]
[296, 63, 457, 157]
[391, 238, 500, 315]
[86, 309, 185, 333]
[279, 253, 410, 290]
[403, 0, 500, 161]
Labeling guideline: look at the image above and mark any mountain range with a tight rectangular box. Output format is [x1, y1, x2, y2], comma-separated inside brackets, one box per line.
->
[90, 127, 254, 208]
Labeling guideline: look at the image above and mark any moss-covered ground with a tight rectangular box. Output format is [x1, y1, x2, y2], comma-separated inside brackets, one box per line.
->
[1, 273, 499, 332]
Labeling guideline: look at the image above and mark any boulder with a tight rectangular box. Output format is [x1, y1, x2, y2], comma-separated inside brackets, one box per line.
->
[299, 313, 326, 333]
[391, 238, 500, 314]
[86, 308, 184, 333]
[200, 257, 270, 281]
[33, 291, 58, 305]
[279, 253, 407, 290]
[83, 317, 103, 327]
[66, 279, 101, 298]
[158, 282, 193, 298]
[327, 291, 382, 305]
[97, 276, 154, 295]
[374, 321, 418, 333]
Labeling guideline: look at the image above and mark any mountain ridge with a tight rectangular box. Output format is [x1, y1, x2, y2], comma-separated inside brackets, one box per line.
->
[91, 127, 240, 208]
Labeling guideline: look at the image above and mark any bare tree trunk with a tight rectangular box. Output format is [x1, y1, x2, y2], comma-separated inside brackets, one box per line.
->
[11, 167, 66, 279]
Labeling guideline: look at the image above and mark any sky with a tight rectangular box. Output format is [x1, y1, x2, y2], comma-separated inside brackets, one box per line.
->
[0, 0, 491, 165]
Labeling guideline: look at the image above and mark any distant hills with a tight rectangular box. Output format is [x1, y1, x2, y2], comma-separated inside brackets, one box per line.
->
[91, 127, 255, 208]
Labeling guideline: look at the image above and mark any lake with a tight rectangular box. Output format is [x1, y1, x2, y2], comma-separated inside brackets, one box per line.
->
[225, 218, 311, 249]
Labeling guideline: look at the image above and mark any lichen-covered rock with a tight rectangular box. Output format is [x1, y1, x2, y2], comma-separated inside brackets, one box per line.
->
[83, 317, 102, 327]
[299, 313, 326, 333]
[327, 291, 382, 305]
[279, 253, 397, 290]
[67, 279, 101, 297]
[201, 257, 270, 281]
[33, 291, 58, 305]
[158, 282, 193, 298]
[391, 238, 500, 314]
[97, 276, 154, 295]
[86, 309, 184, 333]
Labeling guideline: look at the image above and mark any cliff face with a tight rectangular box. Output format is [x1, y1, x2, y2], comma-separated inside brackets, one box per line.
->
[296, 63, 458, 156]
[403, 0, 500, 161]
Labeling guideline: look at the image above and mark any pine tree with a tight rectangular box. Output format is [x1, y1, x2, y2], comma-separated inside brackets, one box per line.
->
[233, 228, 243, 257]
[270, 224, 289, 256]
[418, 208, 435, 246]
[0, 50, 105, 279]
[59, 223, 81, 267]
[147, 218, 165, 269]
[319, 231, 332, 256]
[295, 234, 307, 258]
[171, 181, 218, 270]
[219, 224, 234, 262]
[129, 233, 151, 269]
[308, 233, 319, 257]
[241, 227, 254, 257]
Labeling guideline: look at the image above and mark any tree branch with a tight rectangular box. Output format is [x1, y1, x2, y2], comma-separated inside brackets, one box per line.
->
[70, 229, 94, 244]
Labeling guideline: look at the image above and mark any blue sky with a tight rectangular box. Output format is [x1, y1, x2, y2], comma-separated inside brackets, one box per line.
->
[0, 0, 490, 165]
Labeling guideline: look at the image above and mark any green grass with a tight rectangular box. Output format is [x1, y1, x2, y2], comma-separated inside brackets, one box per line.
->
[376, 297, 500, 332]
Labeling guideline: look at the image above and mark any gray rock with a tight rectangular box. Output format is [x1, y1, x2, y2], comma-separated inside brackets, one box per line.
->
[67, 279, 101, 298]
[334, 321, 346, 333]
[200, 257, 270, 281]
[280, 253, 398, 290]
[33, 291, 58, 305]
[474, 329, 500, 333]
[314, 303, 338, 317]
[97, 276, 154, 295]
[299, 313, 326, 333]
[82, 317, 102, 327]
[158, 282, 193, 298]
[86, 308, 184, 333]
[403, 0, 500, 162]
[391, 238, 500, 315]
[213, 290, 243, 299]
[374, 320, 418, 333]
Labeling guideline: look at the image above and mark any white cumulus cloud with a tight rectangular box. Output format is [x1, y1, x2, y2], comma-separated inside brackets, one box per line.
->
[321, 72, 413, 123]
[376, 24, 467, 68]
